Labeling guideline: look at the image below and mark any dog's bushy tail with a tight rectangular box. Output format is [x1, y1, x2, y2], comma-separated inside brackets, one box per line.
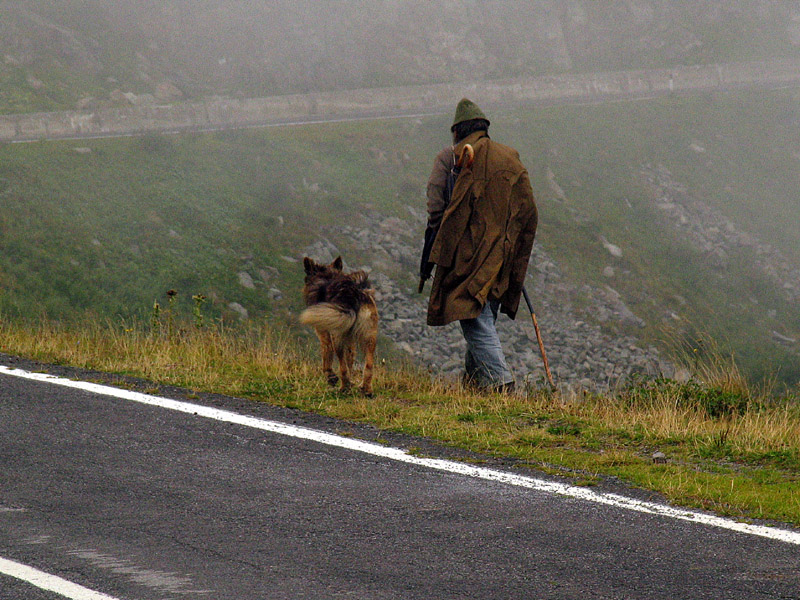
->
[300, 304, 357, 338]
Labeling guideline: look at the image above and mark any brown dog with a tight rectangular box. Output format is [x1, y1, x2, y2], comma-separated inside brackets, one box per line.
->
[300, 256, 378, 396]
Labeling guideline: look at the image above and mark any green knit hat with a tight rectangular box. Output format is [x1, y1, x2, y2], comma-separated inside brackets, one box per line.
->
[451, 98, 489, 131]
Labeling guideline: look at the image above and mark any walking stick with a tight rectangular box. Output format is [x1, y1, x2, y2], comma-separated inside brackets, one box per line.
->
[521, 286, 556, 389]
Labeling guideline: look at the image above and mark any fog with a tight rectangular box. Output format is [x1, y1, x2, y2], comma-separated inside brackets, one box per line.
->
[4, 1, 800, 276]
[7, 1, 800, 98]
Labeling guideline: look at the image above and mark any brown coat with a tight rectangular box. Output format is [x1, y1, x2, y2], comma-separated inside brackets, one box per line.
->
[426, 131, 538, 326]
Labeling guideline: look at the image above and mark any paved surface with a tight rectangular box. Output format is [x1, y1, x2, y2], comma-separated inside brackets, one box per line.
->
[1, 356, 799, 599]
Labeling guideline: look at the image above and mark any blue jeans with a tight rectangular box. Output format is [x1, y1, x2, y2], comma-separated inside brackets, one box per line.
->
[459, 300, 513, 389]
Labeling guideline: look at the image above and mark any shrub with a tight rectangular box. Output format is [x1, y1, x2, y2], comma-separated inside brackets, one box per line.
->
[621, 376, 752, 419]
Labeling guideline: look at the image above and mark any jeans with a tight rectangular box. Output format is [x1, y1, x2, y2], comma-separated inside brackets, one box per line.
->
[459, 300, 513, 389]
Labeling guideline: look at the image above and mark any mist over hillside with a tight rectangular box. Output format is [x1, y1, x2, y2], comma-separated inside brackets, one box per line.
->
[2, 89, 799, 387]
[0, 2, 799, 388]
[3, 1, 800, 112]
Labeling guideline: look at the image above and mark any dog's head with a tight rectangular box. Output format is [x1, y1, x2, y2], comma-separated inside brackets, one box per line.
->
[303, 256, 343, 283]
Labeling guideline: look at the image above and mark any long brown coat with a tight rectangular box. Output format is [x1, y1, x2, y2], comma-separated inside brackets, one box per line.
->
[426, 131, 538, 326]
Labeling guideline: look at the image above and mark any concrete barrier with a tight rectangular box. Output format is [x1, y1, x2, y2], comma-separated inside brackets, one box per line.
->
[2, 58, 799, 142]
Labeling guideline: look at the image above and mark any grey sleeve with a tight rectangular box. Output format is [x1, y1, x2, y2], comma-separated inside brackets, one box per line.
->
[425, 146, 453, 229]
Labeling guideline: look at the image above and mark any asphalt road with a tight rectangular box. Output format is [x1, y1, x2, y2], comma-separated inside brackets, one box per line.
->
[1, 357, 799, 600]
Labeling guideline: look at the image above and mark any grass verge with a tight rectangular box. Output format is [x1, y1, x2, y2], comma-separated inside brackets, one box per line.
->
[1, 317, 798, 528]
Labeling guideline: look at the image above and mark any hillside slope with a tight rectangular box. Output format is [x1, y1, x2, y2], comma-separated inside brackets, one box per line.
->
[1, 88, 798, 387]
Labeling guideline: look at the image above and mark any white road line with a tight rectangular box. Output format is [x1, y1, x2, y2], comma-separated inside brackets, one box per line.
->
[3, 365, 800, 547]
[0, 556, 121, 600]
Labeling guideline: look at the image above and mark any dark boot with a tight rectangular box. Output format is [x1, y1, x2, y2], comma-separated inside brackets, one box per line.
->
[494, 381, 515, 395]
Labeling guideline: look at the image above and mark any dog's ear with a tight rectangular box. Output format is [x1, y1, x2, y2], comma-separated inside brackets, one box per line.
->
[332, 256, 343, 271]
[303, 256, 315, 274]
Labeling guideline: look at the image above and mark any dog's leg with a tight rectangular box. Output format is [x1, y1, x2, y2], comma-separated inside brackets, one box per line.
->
[360, 340, 376, 397]
[316, 329, 338, 386]
[346, 344, 356, 376]
[359, 309, 379, 397]
[334, 337, 352, 392]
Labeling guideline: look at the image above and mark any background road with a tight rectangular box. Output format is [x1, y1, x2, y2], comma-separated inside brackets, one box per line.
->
[5, 57, 800, 144]
[1, 355, 799, 599]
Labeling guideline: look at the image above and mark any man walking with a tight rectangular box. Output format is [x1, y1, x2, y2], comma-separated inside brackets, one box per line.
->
[424, 98, 538, 392]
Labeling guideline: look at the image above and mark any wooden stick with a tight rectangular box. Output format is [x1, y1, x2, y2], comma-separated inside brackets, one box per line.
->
[522, 287, 556, 389]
